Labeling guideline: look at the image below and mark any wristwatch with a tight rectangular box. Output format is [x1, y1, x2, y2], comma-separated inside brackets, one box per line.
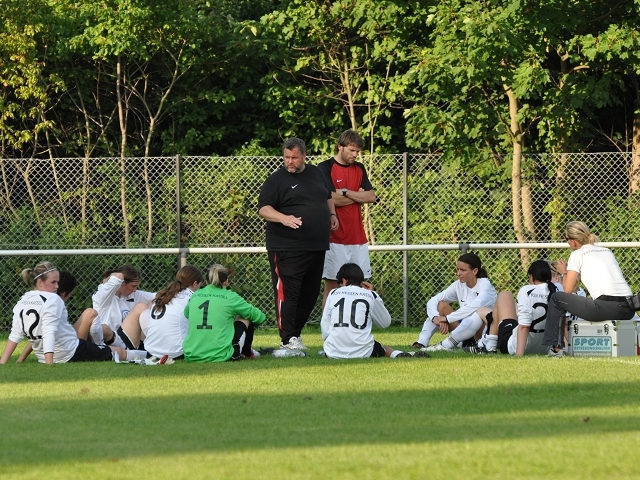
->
[341, 188, 347, 196]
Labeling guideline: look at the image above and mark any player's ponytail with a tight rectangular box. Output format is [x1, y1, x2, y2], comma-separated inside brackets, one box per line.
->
[206, 264, 229, 288]
[458, 253, 488, 278]
[528, 260, 556, 303]
[154, 265, 203, 311]
[21, 261, 58, 288]
[565, 221, 599, 245]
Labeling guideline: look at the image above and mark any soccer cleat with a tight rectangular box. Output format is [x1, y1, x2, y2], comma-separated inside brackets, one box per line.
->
[411, 351, 431, 358]
[424, 342, 452, 352]
[547, 347, 566, 358]
[411, 342, 425, 349]
[280, 336, 308, 351]
[395, 352, 413, 358]
[463, 345, 496, 355]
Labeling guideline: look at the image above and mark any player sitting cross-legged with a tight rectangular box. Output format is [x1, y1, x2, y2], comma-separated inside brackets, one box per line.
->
[321, 263, 429, 359]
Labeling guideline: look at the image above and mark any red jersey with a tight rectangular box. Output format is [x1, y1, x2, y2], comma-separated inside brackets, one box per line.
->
[317, 158, 373, 245]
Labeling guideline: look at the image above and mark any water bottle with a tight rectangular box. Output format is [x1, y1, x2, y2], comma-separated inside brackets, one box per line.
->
[272, 349, 306, 358]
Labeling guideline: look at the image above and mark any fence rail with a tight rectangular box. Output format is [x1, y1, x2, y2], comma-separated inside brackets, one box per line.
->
[1, 152, 639, 331]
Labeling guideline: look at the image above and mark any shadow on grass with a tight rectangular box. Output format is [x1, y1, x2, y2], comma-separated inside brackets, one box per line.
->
[0, 380, 639, 467]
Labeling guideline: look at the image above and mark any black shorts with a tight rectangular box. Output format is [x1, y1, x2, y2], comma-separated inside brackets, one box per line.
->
[117, 326, 137, 350]
[369, 340, 387, 358]
[498, 319, 518, 354]
[69, 339, 113, 362]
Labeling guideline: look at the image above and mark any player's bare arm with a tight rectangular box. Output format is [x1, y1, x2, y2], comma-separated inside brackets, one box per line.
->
[258, 205, 302, 229]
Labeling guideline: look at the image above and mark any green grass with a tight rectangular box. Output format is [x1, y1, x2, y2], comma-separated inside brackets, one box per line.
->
[1, 327, 640, 479]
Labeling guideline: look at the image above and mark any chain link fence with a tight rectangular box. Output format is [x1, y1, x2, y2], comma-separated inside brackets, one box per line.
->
[1, 152, 639, 331]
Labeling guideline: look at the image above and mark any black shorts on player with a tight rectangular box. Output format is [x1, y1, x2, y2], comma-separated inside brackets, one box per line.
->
[369, 341, 387, 358]
[497, 319, 518, 354]
[69, 339, 114, 362]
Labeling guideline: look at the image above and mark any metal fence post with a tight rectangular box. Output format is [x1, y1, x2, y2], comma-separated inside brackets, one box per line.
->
[403, 152, 409, 328]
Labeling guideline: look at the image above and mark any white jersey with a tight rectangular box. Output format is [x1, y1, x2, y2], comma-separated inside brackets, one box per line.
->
[426, 277, 497, 323]
[92, 275, 156, 331]
[507, 283, 560, 355]
[142, 288, 194, 358]
[321, 285, 391, 359]
[8, 291, 79, 363]
[567, 244, 631, 299]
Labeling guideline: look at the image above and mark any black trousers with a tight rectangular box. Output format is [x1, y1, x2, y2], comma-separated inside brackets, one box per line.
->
[542, 291, 635, 348]
[268, 250, 326, 343]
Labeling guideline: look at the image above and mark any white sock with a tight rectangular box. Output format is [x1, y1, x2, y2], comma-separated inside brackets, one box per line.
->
[485, 334, 498, 352]
[441, 337, 456, 349]
[390, 350, 403, 358]
[90, 317, 105, 345]
[418, 319, 439, 346]
[450, 313, 484, 345]
[112, 351, 120, 363]
[126, 350, 148, 361]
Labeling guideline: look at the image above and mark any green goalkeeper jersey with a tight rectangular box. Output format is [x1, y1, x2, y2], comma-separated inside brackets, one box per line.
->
[183, 284, 266, 362]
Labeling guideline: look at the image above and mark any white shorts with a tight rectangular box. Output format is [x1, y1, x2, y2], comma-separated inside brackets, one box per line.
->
[323, 243, 371, 280]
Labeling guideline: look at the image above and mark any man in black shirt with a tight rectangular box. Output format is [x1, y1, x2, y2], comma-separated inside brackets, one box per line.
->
[258, 138, 339, 350]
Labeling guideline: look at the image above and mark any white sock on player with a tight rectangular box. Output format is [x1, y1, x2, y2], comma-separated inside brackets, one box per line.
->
[484, 334, 498, 352]
[449, 312, 484, 345]
[89, 317, 105, 345]
[418, 319, 439, 346]
[126, 350, 148, 362]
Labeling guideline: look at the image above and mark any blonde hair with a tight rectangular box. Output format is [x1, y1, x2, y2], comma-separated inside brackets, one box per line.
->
[206, 264, 228, 287]
[565, 221, 599, 245]
[21, 261, 58, 288]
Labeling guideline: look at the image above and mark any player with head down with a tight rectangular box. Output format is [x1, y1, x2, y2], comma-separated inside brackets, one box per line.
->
[321, 263, 429, 359]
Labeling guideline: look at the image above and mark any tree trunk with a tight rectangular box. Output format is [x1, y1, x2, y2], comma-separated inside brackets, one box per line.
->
[0, 160, 20, 221]
[117, 55, 130, 248]
[503, 80, 529, 266]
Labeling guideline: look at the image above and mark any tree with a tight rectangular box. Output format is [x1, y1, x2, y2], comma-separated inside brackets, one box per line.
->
[403, 0, 636, 262]
[260, 0, 410, 154]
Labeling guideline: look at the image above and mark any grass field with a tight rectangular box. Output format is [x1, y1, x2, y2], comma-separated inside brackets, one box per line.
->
[1, 327, 640, 480]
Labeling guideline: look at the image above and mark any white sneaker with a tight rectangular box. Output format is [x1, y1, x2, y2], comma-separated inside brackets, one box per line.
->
[273, 349, 307, 358]
[424, 342, 451, 352]
[281, 336, 308, 350]
[547, 347, 566, 358]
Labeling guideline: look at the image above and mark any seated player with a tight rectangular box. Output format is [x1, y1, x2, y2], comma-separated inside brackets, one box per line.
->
[321, 263, 428, 359]
[119, 265, 203, 359]
[415, 253, 497, 351]
[183, 264, 266, 363]
[0, 262, 139, 364]
[82, 265, 156, 348]
[467, 260, 558, 355]
[16, 270, 83, 362]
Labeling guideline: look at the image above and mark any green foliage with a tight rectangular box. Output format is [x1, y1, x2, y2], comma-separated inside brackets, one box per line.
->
[259, 0, 412, 154]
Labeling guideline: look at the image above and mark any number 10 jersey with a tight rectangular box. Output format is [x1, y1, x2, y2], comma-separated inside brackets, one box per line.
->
[321, 285, 392, 359]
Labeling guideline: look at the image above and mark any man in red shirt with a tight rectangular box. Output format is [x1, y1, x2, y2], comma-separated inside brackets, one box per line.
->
[317, 130, 377, 307]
